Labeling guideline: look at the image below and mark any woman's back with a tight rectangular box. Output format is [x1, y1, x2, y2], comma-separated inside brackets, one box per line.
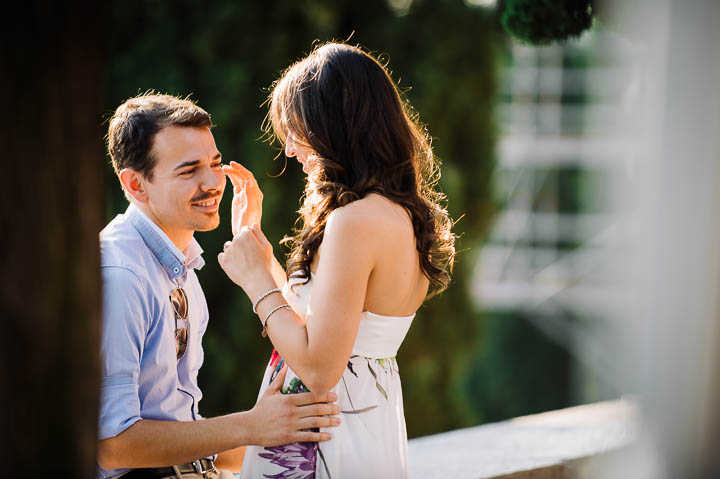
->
[315, 193, 429, 317]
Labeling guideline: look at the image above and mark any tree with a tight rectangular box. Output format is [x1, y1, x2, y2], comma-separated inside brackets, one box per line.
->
[500, 0, 595, 44]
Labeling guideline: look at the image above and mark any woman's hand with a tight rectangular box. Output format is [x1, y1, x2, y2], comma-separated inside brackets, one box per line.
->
[222, 161, 263, 235]
[218, 225, 275, 298]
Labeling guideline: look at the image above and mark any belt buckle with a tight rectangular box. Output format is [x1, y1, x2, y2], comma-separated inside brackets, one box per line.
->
[192, 459, 213, 475]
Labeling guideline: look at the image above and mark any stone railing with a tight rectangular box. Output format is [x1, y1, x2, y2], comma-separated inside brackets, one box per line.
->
[408, 399, 636, 479]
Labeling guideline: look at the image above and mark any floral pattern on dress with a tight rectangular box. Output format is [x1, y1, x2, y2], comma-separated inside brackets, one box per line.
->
[257, 350, 398, 479]
[258, 442, 317, 479]
[259, 350, 321, 479]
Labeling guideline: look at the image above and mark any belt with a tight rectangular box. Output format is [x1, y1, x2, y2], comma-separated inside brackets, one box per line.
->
[122, 458, 218, 478]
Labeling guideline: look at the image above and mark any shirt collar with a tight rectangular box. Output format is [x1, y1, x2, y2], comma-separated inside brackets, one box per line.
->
[184, 237, 205, 271]
[126, 204, 205, 281]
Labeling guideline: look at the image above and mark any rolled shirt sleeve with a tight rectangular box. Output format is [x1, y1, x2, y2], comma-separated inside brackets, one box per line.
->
[98, 266, 150, 440]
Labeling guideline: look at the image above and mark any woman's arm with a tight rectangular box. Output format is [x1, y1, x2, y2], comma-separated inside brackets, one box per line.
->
[219, 210, 378, 395]
[269, 254, 288, 289]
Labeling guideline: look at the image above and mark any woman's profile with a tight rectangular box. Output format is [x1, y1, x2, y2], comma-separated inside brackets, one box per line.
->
[218, 42, 455, 478]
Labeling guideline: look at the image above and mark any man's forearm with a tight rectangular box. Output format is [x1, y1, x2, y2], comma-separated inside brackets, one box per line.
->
[99, 368, 340, 471]
[98, 412, 251, 471]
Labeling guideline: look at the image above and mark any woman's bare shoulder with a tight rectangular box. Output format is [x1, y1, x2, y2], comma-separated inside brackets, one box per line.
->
[321, 195, 412, 267]
[327, 193, 410, 230]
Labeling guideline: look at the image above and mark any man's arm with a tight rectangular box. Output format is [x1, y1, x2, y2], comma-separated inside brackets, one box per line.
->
[98, 365, 340, 471]
[97, 267, 339, 471]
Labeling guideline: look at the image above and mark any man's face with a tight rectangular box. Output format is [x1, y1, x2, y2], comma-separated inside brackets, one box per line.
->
[141, 126, 226, 243]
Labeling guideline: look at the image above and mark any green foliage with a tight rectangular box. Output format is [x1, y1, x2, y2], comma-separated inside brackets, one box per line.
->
[464, 312, 573, 422]
[500, 0, 595, 45]
[103, 0, 579, 439]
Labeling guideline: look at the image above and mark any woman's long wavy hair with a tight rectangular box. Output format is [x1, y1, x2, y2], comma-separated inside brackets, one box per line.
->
[266, 42, 455, 298]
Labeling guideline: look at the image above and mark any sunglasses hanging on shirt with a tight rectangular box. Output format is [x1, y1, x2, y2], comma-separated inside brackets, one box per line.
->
[169, 287, 189, 360]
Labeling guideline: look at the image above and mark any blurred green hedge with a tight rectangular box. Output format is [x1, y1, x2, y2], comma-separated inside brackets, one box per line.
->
[104, 0, 580, 438]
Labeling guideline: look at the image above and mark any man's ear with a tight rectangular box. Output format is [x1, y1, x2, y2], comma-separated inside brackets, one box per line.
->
[119, 168, 149, 203]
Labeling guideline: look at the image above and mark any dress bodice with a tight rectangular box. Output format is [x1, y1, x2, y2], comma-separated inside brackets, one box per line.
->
[282, 274, 415, 359]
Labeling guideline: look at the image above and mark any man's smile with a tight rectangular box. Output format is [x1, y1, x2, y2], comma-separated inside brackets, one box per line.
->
[191, 196, 221, 212]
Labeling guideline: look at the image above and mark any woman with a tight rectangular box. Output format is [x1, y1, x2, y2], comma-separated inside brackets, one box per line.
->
[218, 42, 455, 479]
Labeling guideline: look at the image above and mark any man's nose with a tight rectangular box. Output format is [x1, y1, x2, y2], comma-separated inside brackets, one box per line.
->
[200, 165, 223, 190]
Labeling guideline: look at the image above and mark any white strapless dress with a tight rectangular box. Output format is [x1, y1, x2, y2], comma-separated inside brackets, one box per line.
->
[239, 275, 415, 479]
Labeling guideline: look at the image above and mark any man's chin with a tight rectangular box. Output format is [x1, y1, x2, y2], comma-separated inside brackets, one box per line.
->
[191, 213, 221, 232]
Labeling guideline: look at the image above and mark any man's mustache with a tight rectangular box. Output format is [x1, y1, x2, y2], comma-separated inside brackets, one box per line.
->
[190, 191, 222, 203]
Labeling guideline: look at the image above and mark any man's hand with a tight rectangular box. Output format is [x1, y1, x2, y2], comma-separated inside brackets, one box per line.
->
[97, 365, 340, 470]
[245, 364, 341, 446]
[222, 161, 263, 235]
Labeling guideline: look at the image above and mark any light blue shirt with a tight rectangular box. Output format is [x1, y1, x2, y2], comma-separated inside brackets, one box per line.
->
[98, 204, 210, 478]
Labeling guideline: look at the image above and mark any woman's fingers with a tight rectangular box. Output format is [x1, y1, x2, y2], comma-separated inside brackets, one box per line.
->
[251, 224, 270, 247]
[245, 179, 258, 195]
[217, 251, 232, 275]
[222, 166, 245, 190]
[237, 225, 261, 240]
[235, 183, 248, 207]
[224, 164, 263, 218]
[225, 227, 263, 256]
[227, 178, 256, 208]
[248, 180, 263, 201]
[229, 160, 256, 180]
[223, 169, 259, 200]
[223, 162, 255, 184]
[230, 189, 245, 236]
[240, 177, 262, 202]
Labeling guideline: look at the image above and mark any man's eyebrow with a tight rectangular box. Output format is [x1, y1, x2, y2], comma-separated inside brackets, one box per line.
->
[173, 153, 222, 172]
[174, 160, 200, 171]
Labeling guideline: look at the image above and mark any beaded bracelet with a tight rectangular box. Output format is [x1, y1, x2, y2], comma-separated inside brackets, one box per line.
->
[262, 304, 291, 337]
[252, 287, 281, 314]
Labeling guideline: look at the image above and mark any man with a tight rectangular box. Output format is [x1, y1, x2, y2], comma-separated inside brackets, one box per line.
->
[98, 94, 339, 479]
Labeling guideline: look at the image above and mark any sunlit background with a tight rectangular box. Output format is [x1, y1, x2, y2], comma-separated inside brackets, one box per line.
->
[8, 1, 720, 477]
[100, 0, 720, 476]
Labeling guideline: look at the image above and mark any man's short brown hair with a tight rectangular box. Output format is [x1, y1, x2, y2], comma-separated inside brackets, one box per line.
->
[107, 93, 212, 181]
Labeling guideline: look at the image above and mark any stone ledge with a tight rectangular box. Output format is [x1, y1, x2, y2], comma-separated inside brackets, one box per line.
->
[408, 399, 636, 479]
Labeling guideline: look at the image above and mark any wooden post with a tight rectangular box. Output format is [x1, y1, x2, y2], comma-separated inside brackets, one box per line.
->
[0, 2, 104, 477]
